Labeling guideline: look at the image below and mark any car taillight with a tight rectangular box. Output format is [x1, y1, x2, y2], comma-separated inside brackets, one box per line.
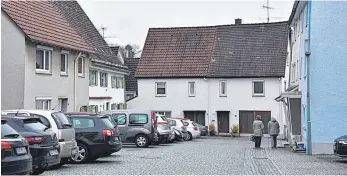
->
[102, 129, 115, 136]
[25, 137, 44, 144]
[1, 141, 12, 150]
[194, 126, 198, 131]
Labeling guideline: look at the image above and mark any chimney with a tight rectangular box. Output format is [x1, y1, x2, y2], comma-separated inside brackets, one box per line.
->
[235, 18, 242, 25]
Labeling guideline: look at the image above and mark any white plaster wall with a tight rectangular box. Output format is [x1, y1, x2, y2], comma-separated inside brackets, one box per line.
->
[128, 78, 284, 134]
[89, 71, 125, 108]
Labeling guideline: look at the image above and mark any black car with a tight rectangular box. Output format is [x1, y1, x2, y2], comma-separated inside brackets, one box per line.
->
[2, 116, 60, 175]
[1, 119, 32, 175]
[334, 135, 347, 157]
[64, 112, 122, 164]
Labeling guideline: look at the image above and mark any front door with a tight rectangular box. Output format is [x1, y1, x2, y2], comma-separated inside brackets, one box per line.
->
[217, 111, 230, 133]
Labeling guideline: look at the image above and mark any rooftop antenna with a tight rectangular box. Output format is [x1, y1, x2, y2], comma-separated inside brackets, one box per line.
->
[262, 0, 274, 23]
[15, 102, 24, 116]
[100, 26, 107, 38]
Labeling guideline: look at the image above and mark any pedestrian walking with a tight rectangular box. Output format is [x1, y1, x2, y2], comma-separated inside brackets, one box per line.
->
[267, 117, 280, 148]
[252, 115, 264, 148]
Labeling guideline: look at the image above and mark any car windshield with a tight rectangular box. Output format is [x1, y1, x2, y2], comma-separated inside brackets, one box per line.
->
[1, 122, 21, 138]
[52, 112, 72, 129]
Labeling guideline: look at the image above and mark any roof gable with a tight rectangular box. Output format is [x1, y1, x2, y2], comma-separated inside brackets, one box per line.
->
[124, 58, 140, 92]
[1, 1, 93, 53]
[136, 22, 288, 78]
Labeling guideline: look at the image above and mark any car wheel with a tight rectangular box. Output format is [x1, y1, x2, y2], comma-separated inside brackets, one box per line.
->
[184, 132, 192, 141]
[135, 134, 149, 148]
[70, 143, 89, 164]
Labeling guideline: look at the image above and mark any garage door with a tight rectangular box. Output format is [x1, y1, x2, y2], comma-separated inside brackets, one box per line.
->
[184, 111, 206, 126]
[239, 110, 271, 134]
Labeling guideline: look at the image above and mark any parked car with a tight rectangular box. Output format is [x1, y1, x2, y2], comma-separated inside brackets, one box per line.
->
[101, 110, 159, 148]
[2, 115, 60, 175]
[167, 118, 188, 141]
[1, 119, 32, 175]
[156, 114, 175, 143]
[182, 119, 201, 140]
[2, 110, 77, 167]
[334, 135, 347, 157]
[64, 112, 122, 163]
[194, 122, 208, 136]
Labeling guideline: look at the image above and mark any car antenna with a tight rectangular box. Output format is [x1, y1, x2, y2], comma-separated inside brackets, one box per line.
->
[52, 103, 60, 111]
[15, 102, 24, 116]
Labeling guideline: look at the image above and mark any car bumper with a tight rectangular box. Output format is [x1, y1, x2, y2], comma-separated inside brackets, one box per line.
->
[1, 155, 32, 175]
[334, 142, 347, 156]
[169, 131, 175, 140]
[30, 144, 61, 169]
[190, 130, 201, 138]
[59, 141, 77, 159]
[89, 140, 122, 157]
[159, 134, 170, 143]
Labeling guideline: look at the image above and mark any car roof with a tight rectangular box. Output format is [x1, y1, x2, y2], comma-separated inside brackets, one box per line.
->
[64, 112, 107, 118]
[2, 109, 59, 117]
[169, 117, 190, 121]
[2, 115, 40, 120]
[101, 109, 152, 114]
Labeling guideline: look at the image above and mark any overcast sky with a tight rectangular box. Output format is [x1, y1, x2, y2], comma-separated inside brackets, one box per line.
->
[78, 0, 294, 49]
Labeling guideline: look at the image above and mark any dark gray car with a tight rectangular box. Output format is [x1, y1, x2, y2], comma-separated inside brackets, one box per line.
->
[101, 110, 158, 148]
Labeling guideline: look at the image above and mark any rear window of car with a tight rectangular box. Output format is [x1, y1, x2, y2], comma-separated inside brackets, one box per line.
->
[1, 123, 20, 138]
[52, 113, 72, 129]
[100, 117, 115, 128]
[71, 118, 95, 128]
[168, 120, 176, 126]
[112, 113, 126, 125]
[182, 121, 189, 126]
[22, 118, 47, 132]
[129, 114, 148, 124]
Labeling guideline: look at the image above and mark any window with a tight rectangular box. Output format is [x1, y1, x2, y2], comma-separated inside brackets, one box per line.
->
[112, 113, 126, 125]
[253, 80, 265, 96]
[111, 103, 117, 110]
[78, 57, 84, 76]
[100, 72, 108, 87]
[116, 77, 124, 88]
[60, 53, 68, 74]
[106, 102, 110, 110]
[31, 114, 51, 128]
[219, 80, 227, 97]
[129, 114, 148, 124]
[154, 111, 171, 118]
[36, 48, 52, 72]
[89, 70, 98, 86]
[156, 82, 166, 96]
[52, 112, 72, 129]
[35, 98, 51, 110]
[111, 76, 117, 88]
[80, 106, 88, 112]
[188, 82, 195, 97]
[71, 118, 95, 128]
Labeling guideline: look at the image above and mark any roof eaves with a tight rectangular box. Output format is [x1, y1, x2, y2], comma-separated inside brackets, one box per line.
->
[288, 1, 300, 24]
[91, 58, 128, 69]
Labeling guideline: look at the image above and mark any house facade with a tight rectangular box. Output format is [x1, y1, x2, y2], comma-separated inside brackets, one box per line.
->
[128, 20, 288, 136]
[1, 1, 93, 112]
[52, 1, 129, 112]
[276, 1, 347, 154]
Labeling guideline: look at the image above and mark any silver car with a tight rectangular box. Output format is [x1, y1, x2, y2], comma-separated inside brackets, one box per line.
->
[167, 118, 189, 141]
[156, 114, 175, 143]
[2, 110, 77, 167]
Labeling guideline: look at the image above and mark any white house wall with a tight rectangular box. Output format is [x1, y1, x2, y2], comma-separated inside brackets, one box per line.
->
[128, 78, 284, 135]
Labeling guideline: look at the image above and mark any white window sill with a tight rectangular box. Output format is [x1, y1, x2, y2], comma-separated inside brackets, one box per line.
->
[253, 94, 265, 97]
[78, 74, 85, 78]
[89, 85, 98, 87]
[60, 73, 68, 76]
[219, 95, 227, 97]
[188, 94, 196, 97]
[36, 70, 52, 75]
[156, 94, 166, 97]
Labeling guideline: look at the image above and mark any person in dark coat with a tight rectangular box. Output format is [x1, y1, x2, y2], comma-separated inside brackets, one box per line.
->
[253, 115, 264, 148]
[267, 117, 280, 148]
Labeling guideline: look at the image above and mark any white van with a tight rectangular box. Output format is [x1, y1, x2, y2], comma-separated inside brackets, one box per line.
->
[2, 110, 77, 167]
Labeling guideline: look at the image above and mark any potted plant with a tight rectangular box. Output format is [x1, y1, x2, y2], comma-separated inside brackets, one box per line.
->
[208, 123, 216, 136]
[231, 124, 239, 137]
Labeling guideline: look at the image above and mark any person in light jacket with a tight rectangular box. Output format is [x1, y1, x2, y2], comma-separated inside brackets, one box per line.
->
[267, 117, 280, 148]
[253, 115, 264, 148]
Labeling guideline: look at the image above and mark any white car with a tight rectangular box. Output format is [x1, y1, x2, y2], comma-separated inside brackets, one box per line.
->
[156, 114, 175, 143]
[167, 117, 189, 141]
[181, 118, 201, 140]
[2, 110, 77, 167]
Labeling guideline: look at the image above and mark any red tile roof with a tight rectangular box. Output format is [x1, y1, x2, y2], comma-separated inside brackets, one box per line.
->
[1, 1, 93, 53]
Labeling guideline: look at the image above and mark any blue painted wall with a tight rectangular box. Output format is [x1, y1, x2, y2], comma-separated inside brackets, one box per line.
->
[309, 1, 347, 143]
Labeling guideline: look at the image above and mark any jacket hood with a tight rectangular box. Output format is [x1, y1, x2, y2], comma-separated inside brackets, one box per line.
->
[271, 117, 276, 122]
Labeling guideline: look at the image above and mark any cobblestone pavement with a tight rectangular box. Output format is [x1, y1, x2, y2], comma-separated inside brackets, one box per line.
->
[43, 137, 347, 175]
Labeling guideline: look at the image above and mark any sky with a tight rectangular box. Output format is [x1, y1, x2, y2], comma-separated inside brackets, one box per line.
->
[78, 0, 295, 49]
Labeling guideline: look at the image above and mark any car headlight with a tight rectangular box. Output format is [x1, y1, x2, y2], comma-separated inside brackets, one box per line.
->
[338, 140, 347, 144]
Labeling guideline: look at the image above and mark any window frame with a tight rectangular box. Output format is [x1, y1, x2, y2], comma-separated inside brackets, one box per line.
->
[155, 82, 166, 97]
[252, 80, 265, 97]
[219, 80, 227, 97]
[60, 51, 69, 75]
[111, 76, 117, 88]
[35, 97, 52, 110]
[36, 45, 52, 74]
[89, 70, 98, 86]
[77, 57, 84, 76]
[188, 82, 196, 97]
[100, 72, 108, 87]
[129, 114, 148, 125]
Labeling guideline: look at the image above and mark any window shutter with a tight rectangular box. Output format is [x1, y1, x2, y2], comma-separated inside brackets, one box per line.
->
[95, 71, 99, 86]
[121, 78, 124, 88]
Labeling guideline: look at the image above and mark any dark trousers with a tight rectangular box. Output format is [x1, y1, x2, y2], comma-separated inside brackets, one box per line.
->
[254, 136, 262, 148]
[271, 135, 278, 148]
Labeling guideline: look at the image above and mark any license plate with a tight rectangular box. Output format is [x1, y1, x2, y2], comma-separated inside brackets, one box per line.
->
[49, 149, 59, 156]
[15, 147, 27, 155]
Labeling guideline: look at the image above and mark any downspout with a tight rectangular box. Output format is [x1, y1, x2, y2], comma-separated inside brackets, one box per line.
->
[74, 52, 82, 112]
[306, 0, 312, 155]
[204, 77, 210, 126]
